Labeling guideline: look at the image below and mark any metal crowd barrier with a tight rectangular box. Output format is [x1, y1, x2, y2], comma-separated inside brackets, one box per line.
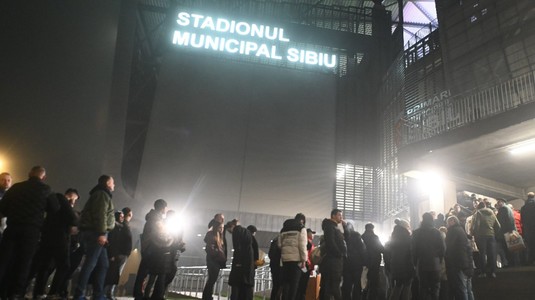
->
[167, 265, 273, 300]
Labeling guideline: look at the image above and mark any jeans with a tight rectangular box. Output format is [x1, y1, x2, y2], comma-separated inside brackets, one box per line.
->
[475, 236, 497, 275]
[446, 269, 474, 300]
[203, 259, 222, 300]
[73, 231, 109, 300]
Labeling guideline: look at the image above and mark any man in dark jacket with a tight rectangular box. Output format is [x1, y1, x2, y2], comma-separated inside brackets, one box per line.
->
[361, 223, 384, 300]
[342, 225, 367, 300]
[104, 209, 133, 299]
[227, 219, 254, 300]
[319, 209, 347, 300]
[73, 175, 116, 300]
[133, 199, 168, 300]
[0, 166, 56, 299]
[412, 212, 445, 300]
[269, 236, 282, 300]
[521, 192, 535, 264]
[496, 198, 516, 267]
[32, 190, 78, 298]
[445, 216, 474, 300]
[48, 188, 82, 298]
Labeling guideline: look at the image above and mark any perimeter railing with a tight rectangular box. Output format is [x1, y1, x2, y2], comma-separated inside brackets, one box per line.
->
[167, 265, 273, 300]
[400, 70, 535, 146]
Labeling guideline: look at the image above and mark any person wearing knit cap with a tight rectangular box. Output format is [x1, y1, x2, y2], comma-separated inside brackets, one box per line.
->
[395, 218, 411, 233]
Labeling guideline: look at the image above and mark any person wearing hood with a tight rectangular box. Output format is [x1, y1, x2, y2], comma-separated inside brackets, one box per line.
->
[384, 219, 414, 300]
[361, 223, 384, 300]
[470, 201, 500, 278]
[341, 223, 367, 300]
[445, 216, 474, 300]
[73, 175, 116, 300]
[412, 212, 445, 300]
[226, 219, 255, 300]
[521, 192, 535, 264]
[319, 209, 347, 300]
[133, 199, 168, 300]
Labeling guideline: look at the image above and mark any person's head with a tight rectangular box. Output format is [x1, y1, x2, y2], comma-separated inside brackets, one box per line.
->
[365, 223, 375, 231]
[212, 220, 224, 234]
[29, 166, 46, 180]
[98, 175, 115, 192]
[437, 213, 445, 221]
[527, 192, 534, 200]
[226, 219, 239, 233]
[295, 213, 306, 225]
[307, 228, 316, 239]
[394, 218, 411, 233]
[330, 209, 343, 224]
[477, 201, 486, 210]
[472, 198, 480, 209]
[247, 225, 257, 236]
[429, 211, 437, 219]
[0, 172, 12, 190]
[64, 188, 80, 207]
[447, 215, 460, 228]
[421, 212, 434, 227]
[122, 207, 133, 223]
[115, 211, 124, 223]
[392, 224, 410, 238]
[496, 198, 507, 208]
[453, 203, 461, 213]
[214, 213, 224, 223]
[154, 199, 168, 214]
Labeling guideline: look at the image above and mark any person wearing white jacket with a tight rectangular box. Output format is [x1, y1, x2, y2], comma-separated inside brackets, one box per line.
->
[279, 213, 308, 300]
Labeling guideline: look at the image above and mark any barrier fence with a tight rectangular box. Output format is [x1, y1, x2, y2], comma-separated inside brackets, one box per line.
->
[168, 265, 273, 300]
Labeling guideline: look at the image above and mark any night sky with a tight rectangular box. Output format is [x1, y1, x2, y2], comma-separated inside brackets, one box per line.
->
[1, 1, 120, 196]
[0, 0, 338, 244]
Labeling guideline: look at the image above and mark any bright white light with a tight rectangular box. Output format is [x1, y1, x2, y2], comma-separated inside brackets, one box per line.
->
[197, 233, 202, 237]
[416, 171, 443, 195]
[165, 213, 189, 236]
[509, 140, 535, 155]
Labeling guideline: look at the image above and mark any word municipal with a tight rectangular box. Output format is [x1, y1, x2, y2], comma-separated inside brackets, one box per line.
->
[172, 11, 337, 68]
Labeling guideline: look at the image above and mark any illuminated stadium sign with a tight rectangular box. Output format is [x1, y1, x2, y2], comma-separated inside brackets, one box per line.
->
[172, 11, 337, 68]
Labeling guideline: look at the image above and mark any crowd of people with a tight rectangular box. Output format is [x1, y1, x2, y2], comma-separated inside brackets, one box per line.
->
[0, 168, 190, 300]
[217, 193, 535, 300]
[3, 167, 535, 300]
[0, 167, 135, 300]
